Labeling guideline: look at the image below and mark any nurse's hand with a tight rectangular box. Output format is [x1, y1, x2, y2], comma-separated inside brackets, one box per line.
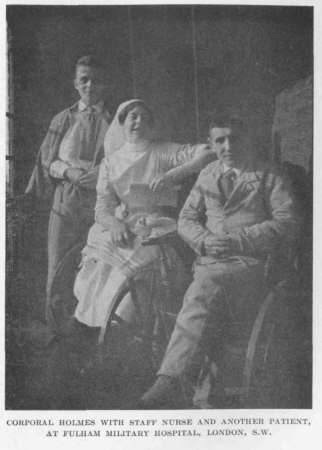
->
[149, 173, 174, 192]
[110, 218, 132, 248]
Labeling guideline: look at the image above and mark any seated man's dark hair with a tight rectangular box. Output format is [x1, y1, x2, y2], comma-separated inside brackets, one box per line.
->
[118, 101, 154, 127]
[208, 112, 247, 134]
[75, 55, 105, 74]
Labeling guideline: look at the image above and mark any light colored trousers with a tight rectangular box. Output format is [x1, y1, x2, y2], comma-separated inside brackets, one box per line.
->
[46, 182, 96, 331]
[158, 256, 266, 384]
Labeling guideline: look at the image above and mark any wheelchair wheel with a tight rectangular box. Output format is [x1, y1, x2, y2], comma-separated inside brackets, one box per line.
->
[242, 277, 310, 408]
[49, 240, 190, 408]
[98, 280, 155, 358]
[50, 242, 155, 354]
[50, 251, 159, 409]
[50, 242, 158, 364]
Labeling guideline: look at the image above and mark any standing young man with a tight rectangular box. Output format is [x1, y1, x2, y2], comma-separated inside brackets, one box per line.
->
[26, 55, 111, 333]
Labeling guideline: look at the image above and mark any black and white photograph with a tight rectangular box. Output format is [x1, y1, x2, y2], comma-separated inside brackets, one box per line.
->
[3, 0, 318, 446]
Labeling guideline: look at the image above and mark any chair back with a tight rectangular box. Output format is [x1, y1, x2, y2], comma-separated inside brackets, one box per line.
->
[264, 161, 312, 287]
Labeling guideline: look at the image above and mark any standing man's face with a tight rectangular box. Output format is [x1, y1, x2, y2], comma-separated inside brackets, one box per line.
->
[209, 126, 250, 169]
[74, 65, 106, 106]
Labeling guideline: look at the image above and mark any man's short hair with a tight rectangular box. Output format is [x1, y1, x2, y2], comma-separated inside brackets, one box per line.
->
[75, 55, 105, 75]
[208, 112, 248, 134]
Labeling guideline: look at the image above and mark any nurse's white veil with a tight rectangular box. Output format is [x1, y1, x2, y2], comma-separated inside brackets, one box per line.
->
[104, 99, 151, 156]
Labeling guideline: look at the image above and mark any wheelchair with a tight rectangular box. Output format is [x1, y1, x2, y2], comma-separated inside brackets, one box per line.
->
[48, 163, 312, 409]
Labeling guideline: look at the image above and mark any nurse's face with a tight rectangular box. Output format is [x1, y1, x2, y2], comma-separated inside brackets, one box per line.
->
[122, 105, 152, 142]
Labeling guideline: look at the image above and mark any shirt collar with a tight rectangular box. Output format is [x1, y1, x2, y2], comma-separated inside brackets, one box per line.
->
[222, 163, 241, 178]
[78, 100, 104, 114]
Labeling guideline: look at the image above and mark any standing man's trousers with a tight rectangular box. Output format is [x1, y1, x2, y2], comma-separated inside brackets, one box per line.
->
[46, 182, 96, 332]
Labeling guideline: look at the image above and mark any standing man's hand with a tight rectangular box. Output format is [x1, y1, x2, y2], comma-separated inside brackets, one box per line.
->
[64, 168, 85, 185]
[78, 168, 99, 190]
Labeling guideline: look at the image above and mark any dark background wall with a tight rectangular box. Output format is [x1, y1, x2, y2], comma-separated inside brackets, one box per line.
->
[5, 5, 313, 410]
[7, 5, 313, 196]
[6, 4, 313, 323]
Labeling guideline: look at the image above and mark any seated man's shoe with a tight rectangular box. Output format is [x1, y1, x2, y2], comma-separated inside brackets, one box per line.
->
[140, 375, 190, 409]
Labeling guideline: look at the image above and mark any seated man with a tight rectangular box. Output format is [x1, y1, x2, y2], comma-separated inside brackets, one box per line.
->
[141, 113, 300, 408]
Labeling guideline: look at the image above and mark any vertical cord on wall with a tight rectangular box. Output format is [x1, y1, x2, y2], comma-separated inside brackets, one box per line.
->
[7, 25, 15, 197]
[127, 6, 137, 97]
[191, 6, 200, 143]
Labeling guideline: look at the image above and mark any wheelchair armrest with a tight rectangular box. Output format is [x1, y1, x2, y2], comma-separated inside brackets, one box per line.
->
[141, 231, 178, 246]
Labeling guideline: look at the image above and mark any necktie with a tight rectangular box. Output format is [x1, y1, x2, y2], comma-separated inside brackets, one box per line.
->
[220, 168, 237, 201]
[80, 107, 97, 161]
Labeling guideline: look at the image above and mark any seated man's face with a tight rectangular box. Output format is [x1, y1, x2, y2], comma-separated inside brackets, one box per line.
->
[209, 126, 250, 169]
[74, 65, 106, 106]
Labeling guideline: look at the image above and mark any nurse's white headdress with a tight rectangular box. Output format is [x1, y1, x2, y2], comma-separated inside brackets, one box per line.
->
[104, 99, 151, 156]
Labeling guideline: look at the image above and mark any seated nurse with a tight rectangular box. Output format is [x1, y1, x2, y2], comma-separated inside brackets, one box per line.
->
[72, 99, 215, 332]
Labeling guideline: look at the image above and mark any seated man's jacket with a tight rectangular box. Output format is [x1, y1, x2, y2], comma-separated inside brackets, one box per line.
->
[178, 158, 300, 261]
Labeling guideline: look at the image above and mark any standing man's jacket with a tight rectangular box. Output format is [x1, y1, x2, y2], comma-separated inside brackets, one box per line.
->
[25, 101, 111, 202]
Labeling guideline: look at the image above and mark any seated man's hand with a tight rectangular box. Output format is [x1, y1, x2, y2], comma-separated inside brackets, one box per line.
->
[204, 234, 240, 258]
[149, 173, 174, 193]
[78, 168, 99, 190]
[64, 168, 85, 185]
[109, 218, 132, 248]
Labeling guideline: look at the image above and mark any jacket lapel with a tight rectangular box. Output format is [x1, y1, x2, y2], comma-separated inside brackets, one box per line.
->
[224, 160, 261, 210]
[91, 107, 111, 167]
[210, 163, 226, 206]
